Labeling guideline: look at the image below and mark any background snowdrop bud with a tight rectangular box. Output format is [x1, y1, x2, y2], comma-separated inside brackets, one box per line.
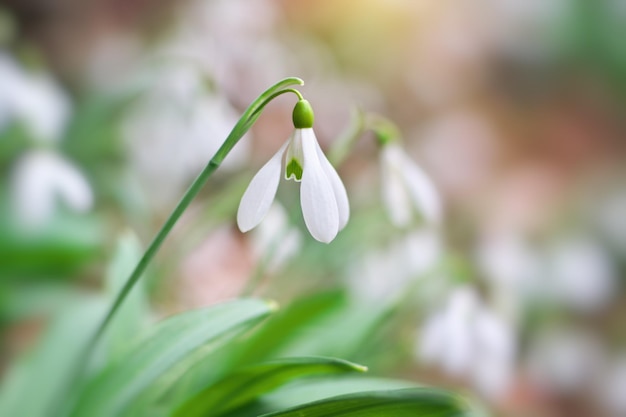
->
[381, 142, 442, 228]
[11, 150, 93, 228]
[250, 202, 302, 273]
[598, 356, 626, 416]
[0, 53, 71, 143]
[418, 286, 517, 400]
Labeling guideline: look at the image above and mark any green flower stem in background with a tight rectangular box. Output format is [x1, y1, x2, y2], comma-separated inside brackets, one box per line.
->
[76, 77, 305, 380]
[328, 109, 401, 166]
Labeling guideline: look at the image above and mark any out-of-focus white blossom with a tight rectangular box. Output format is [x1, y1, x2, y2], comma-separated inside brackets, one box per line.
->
[347, 229, 442, 303]
[477, 234, 542, 295]
[478, 234, 617, 313]
[0, 53, 71, 143]
[380, 142, 442, 227]
[122, 64, 249, 206]
[547, 238, 617, 313]
[419, 286, 516, 400]
[249, 202, 302, 273]
[597, 356, 626, 416]
[597, 189, 626, 255]
[180, 0, 286, 100]
[526, 329, 604, 394]
[11, 150, 93, 227]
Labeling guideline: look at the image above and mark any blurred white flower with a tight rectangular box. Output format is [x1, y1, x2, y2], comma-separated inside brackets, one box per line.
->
[526, 329, 604, 394]
[347, 229, 443, 303]
[0, 53, 71, 142]
[597, 356, 626, 416]
[179, 0, 287, 100]
[238, 124, 349, 243]
[478, 234, 616, 313]
[597, 189, 626, 255]
[478, 234, 541, 292]
[122, 64, 248, 206]
[11, 150, 93, 227]
[249, 202, 302, 273]
[548, 238, 617, 313]
[419, 286, 516, 400]
[380, 142, 442, 227]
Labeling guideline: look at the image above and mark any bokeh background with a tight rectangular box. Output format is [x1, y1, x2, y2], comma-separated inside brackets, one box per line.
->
[1, 0, 625, 416]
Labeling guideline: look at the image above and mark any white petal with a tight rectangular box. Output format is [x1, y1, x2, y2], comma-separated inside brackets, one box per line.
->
[52, 156, 94, 212]
[11, 150, 92, 227]
[237, 142, 287, 232]
[381, 145, 413, 227]
[300, 129, 339, 243]
[308, 129, 350, 230]
[397, 146, 442, 224]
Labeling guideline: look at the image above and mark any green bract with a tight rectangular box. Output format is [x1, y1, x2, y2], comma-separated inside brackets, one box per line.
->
[292, 99, 315, 129]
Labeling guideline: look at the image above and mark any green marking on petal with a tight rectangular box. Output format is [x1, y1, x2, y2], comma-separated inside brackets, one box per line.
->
[285, 158, 303, 181]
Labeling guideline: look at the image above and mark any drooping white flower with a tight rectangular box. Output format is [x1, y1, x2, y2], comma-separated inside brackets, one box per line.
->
[237, 99, 349, 243]
[250, 202, 302, 273]
[380, 142, 442, 227]
[11, 150, 93, 227]
[418, 286, 516, 400]
[548, 238, 617, 313]
[121, 64, 249, 207]
[346, 229, 442, 303]
[526, 329, 604, 394]
[597, 356, 626, 416]
[0, 53, 71, 143]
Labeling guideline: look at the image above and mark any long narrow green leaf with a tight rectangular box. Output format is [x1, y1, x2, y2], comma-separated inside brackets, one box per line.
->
[174, 357, 367, 417]
[229, 291, 345, 367]
[103, 231, 147, 361]
[259, 388, 471, 417]
[70, 299, 276, 417]
[219, 376, 418, 417]
[0, 297, 109, 417]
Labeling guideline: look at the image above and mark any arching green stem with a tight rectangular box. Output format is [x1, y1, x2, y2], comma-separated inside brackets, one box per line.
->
[77, 77, 304, 379]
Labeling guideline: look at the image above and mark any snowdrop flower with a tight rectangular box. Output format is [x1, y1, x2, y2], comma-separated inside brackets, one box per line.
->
[0, 53, 71, 143]
[526, 329, 604, 394]
[347, 229, 442, 303]
[237, 99, 349, 243]
[419, 286, 516, 400]
[597, 356, 626, 416]
[380, 141, 442, 227]
[250, 202, 302, 273]
[122, 64, 249, 206]
[11, 150, 93, 227]
[547, 238, 617, 313]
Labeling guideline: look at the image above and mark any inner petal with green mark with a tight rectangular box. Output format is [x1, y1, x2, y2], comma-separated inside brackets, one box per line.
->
[285, 158, 303, 181]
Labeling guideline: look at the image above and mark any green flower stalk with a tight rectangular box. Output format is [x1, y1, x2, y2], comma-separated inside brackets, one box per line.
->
[77, 77, 307, 375]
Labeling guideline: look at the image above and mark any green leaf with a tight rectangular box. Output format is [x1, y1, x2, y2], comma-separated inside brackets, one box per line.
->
[174, 357, 367, 417]
[230, 291, 345, 367]
[258, 388, 471, 417]
[103, 231, 148, 360]
[278, 300, 393, 360]
[0, 297, 109, 417]
[0, 204, 104, 278]
[219, 376, 419, 417]
[69, 299, 276, 417]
